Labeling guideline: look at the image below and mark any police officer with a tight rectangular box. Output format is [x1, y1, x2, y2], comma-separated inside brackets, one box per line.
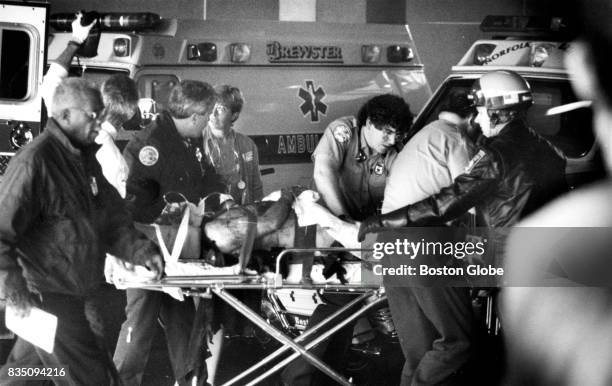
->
[114, 80, 222, 386]
[313, 94, 413, 221]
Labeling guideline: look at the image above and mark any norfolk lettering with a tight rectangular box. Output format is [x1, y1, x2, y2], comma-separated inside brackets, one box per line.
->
[482, 42, 530, 64]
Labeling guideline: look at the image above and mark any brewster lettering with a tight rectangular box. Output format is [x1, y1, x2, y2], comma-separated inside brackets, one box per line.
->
[267, 41, 343, 63]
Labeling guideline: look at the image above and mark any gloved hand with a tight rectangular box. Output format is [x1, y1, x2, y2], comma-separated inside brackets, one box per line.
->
[71, 12, 96, 44]
[3, 271, 40, 317]
[357, 209, 409, 242]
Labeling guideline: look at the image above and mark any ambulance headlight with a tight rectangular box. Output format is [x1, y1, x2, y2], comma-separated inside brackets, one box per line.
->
[229, 43, 251, 63]
[113, 38, 131, 57]
[473, 44, 496, 65]
[530, 44, 552, 67]
[387, 45, 413, 63]
[361, 45, 381, 63]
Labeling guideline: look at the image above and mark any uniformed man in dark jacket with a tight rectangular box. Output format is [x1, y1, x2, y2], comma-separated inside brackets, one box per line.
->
[0, 78, 164, 385]
[358, 70, 568, 386]
[114, 80, 222, 386]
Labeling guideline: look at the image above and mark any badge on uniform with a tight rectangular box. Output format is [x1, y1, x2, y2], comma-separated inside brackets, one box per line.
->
[139, 145, 159, 166]
[195, 147, 203, 163]
[373, 161, 385, 175]
[332, 124, 351, 144]
[243, 151, 253, 162]
[89, 176, 98, 196]
[465, 150, 487, 173]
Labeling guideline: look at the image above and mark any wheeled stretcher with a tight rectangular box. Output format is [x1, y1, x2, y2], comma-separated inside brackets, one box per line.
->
[119, 247, 381, 386]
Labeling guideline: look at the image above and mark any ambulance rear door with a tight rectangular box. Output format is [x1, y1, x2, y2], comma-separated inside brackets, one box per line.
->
[0, 1, 48, 175]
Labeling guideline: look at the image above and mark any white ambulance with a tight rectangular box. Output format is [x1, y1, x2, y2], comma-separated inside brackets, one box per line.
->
[411, 15, 605, 189]
[0, 2, 432, 192]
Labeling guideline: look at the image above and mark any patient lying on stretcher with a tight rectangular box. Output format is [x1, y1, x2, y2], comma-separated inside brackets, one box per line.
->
[106, 188, 362, 284]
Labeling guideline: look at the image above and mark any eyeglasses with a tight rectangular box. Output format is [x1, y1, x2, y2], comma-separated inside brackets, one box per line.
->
[70, 107, 101, 123]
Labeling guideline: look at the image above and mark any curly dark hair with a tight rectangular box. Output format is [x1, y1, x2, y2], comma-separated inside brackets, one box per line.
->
[356, 94, 413, 134]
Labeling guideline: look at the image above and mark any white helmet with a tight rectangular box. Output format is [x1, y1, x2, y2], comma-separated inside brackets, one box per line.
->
[469, 70, 533, 110]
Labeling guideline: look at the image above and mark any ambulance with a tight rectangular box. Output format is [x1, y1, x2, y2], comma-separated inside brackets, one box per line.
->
[0, 1, 432, 192]
[411, 15, 605, 189]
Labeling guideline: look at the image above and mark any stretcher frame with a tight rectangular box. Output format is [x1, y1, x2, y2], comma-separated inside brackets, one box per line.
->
[123, 247, 381, 386]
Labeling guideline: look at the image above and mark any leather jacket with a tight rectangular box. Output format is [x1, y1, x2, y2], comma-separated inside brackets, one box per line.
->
[405, 119, 568, 228]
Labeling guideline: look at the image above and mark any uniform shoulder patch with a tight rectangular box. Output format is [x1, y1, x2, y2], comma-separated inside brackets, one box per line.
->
[332, 124, 352, 144]
[464, 149, 487, 173]
[139, 145, 159, 166]
[243, 151, 254, 162]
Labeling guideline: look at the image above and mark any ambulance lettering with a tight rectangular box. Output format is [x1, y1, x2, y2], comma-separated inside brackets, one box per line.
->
[277, 134, 320, 154]
[267, 41, 343, 63]
[483, 42, 530, 65]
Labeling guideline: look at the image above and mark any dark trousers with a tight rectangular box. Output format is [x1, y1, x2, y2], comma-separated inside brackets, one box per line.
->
[0, 292, 118, 386]
[113, 289, 206, 386]
[386, 286, 473, 386]
[280, 295, 355, 386]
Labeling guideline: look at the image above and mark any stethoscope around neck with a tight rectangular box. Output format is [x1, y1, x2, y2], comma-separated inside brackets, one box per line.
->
[207, 133, 245, 174]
